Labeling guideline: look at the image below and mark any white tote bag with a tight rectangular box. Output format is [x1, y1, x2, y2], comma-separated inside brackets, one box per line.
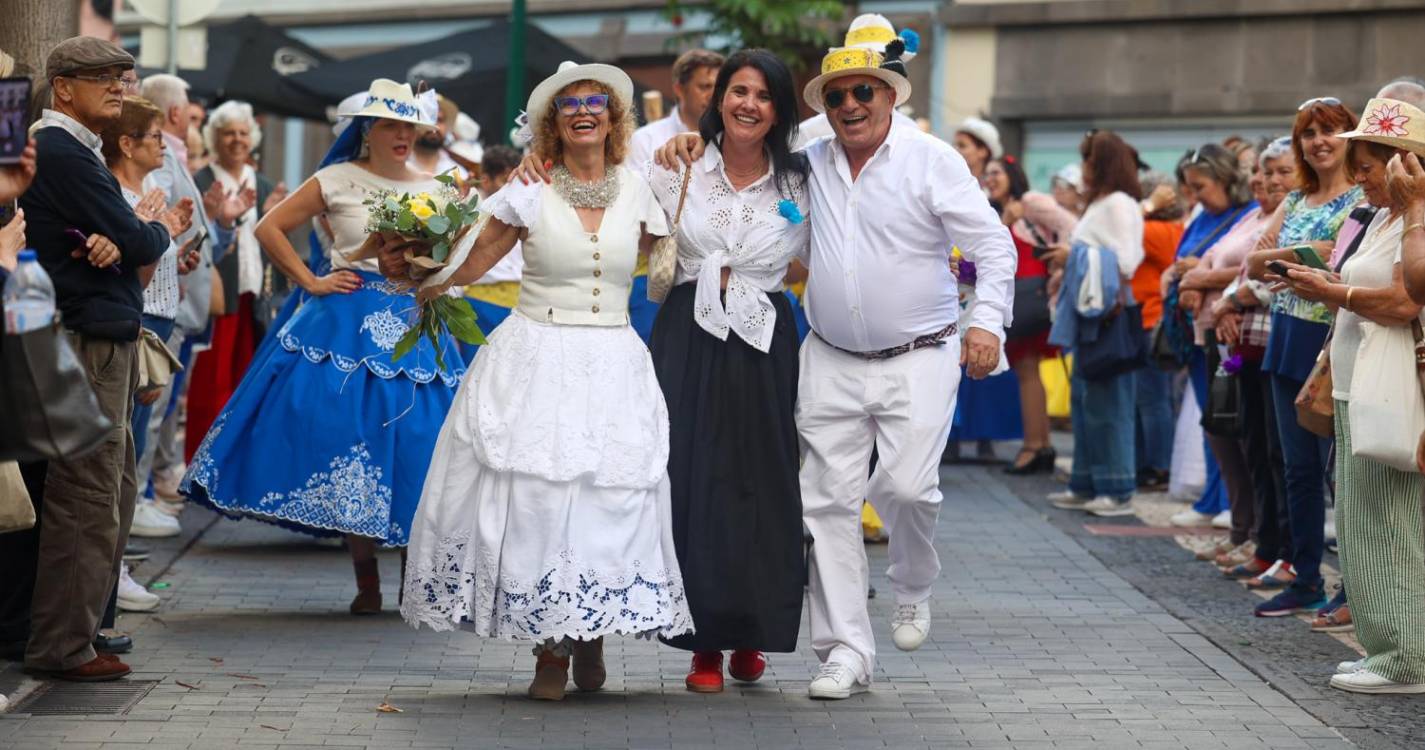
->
[1348, 321, 1425, 473]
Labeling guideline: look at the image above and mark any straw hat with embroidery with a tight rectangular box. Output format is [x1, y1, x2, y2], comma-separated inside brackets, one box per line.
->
[1338, 97, 1425, 157]
[802, 45, 913, 114]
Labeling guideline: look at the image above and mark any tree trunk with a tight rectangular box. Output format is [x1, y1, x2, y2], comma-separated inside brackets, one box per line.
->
[0, 0, 80, 79]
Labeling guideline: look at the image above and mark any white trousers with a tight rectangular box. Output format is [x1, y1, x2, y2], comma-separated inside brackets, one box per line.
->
[797, 334, 961, 684]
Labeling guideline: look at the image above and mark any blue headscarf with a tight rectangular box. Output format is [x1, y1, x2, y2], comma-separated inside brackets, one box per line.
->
[319, 115, 375, 170]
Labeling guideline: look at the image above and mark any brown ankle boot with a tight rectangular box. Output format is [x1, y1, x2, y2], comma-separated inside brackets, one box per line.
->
[350, 558, 381, 615]
[528, 648, 570, 701]
[571, 637, 606, 691]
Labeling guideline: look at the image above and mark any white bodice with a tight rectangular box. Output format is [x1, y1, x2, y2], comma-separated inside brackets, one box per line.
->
[482, 166, 668, 327]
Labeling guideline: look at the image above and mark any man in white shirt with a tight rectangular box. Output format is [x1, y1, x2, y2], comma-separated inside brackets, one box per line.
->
[410, 94, 464, 180]
[627, 49, 723, 172]
[796, 45, 1015, 700]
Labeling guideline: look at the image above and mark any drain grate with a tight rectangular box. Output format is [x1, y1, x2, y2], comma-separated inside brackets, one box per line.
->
[10, 680, 158, 715]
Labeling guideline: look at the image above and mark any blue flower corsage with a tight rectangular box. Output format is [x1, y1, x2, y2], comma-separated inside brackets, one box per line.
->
[777, 199, 804, 224]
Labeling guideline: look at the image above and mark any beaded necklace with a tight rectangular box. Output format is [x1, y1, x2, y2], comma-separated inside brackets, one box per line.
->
[551, 164, 620, 209]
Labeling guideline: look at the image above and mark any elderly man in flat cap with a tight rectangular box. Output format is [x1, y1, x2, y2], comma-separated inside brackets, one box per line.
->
[18, 36, 191, 682]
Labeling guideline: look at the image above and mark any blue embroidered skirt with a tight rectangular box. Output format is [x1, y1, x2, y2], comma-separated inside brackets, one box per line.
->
[182, 272, 464, 546]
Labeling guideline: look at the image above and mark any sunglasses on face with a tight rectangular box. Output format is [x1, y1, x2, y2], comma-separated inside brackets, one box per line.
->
[555, 94, 609, 117]
[823, 83, 886, 110]
[1298, 96, 1342, 111]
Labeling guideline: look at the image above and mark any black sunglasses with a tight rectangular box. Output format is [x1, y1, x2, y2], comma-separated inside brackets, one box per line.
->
[823, 83, 887, 110]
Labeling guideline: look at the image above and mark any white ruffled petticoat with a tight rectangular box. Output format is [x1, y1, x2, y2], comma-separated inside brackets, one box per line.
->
[400, 311, 694, 642]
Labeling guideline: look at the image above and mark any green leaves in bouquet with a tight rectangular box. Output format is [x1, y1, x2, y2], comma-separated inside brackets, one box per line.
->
[395, 209, 416, 233]
[390, 295, 487, 373]
[435, 295, 487, 346]
[425, 213, 451, 236]
[431, 239, 450, 263]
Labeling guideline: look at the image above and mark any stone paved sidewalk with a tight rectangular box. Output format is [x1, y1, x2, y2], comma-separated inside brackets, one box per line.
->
[0, 466, 1354, 749]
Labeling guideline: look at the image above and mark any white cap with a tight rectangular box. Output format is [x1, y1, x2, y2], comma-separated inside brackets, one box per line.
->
[955, 116, 1003, 159]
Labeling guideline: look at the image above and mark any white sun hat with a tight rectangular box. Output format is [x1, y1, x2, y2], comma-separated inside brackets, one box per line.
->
[802, 46, 913, 114]
[354, 78, 434, 128]
[1338, 97, 1425, 157]
[523, 60, 633, 136]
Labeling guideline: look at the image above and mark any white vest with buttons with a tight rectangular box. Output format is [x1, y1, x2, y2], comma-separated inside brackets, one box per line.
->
[502, 167, 664, 327]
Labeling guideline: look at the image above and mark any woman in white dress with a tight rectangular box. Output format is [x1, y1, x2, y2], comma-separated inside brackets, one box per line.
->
[395, 62, 692, 701]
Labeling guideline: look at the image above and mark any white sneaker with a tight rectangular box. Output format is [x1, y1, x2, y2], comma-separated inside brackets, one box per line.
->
[117, 563, 160, 612]
[1170, 508, 1216, 527]
[890, 600, 931, 651]
[1211, 510, 1232, 529]
[153, 497, 185, 517]
[808, 661, 867, 700]
[130, 500, 181, 538]
[1048, 491, 1091, 510]
[1329, 668, 1425, 694]
[1084, 496, 1135, 518]
[1337, 658, 1366, 675]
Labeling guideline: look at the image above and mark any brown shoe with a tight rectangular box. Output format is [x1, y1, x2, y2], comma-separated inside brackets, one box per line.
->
[571, 637, 606, 692]
[528, 648, 569, 701]
[350, 558, 381, 615]
[30, 654, 131, 682]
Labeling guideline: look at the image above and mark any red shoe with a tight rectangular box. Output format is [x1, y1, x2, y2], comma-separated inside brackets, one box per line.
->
[685, 651, 724, 693]
[27, 654, 131, 682]
[728, 649, 766, 682]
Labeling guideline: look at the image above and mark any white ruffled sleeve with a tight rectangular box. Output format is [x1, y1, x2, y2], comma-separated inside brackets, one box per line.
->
[626, 168, 670, 237]
[482, 177, 543, 229]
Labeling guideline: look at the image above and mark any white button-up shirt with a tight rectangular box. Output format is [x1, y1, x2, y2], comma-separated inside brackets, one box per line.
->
[628, 107, 695, 174]
[646, 146, 809, 352]
[802, 122, 1017, 352]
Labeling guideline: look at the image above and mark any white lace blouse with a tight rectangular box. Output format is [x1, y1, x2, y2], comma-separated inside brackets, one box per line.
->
[646, 147, 809, 352]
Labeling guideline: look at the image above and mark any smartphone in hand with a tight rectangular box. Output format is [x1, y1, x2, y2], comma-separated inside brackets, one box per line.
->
[1266, 260, 1291, 277]
[0, 77, 32, 166]
[1291, 245, 1329, 271]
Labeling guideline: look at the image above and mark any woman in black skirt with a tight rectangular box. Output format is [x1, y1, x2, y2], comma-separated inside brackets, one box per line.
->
[645, 49, 810, 693]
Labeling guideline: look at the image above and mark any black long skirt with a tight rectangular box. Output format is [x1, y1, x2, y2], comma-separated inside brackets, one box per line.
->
[650, 283, 804, 653]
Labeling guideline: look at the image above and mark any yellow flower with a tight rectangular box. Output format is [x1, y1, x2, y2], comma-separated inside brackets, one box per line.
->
[407, 199, 435, 220]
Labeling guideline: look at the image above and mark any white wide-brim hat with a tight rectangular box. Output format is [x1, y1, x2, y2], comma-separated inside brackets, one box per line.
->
[842, 13, 916, 62]
[354, 78, 434, 128]
[802, 47, 912, 114]
[1338, 97, 1425, 158]
[525, 61, 634, 134]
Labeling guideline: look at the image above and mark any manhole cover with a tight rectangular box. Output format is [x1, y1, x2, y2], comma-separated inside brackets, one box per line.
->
[10, 680, 158, 715]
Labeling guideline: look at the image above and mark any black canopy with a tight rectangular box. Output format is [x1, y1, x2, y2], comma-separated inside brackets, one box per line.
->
[288, 20, 639, 143]
[137, 15, 333, 120]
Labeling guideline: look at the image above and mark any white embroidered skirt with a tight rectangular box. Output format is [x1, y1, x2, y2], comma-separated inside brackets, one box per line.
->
[400, 311, 694, 642]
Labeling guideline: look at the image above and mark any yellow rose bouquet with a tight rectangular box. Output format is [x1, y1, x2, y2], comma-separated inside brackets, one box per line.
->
[354, 174, 486, 368]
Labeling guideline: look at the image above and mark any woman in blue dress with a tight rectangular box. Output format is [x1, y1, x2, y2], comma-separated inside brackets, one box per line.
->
[182, 80, 464, 614]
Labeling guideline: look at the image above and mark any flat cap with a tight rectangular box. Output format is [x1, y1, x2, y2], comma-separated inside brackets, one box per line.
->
[45, 36, 134, 81]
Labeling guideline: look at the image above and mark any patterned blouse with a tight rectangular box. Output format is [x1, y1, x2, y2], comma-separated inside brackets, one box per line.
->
[1269, 186, 1363, 323]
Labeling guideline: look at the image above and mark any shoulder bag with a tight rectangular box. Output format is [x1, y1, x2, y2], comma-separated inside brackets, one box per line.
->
[647, 167, 692, 304]
[0, 322, 114, 462]
[1075, 289, 1148, 381]
[1006, 221, 1052, 341]
[1199, 331, 1243, 437]
[1347, 319, 1425, 473]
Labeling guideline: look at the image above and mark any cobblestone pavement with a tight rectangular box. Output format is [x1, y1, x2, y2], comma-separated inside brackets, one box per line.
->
[0, 465, 1358, 749]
